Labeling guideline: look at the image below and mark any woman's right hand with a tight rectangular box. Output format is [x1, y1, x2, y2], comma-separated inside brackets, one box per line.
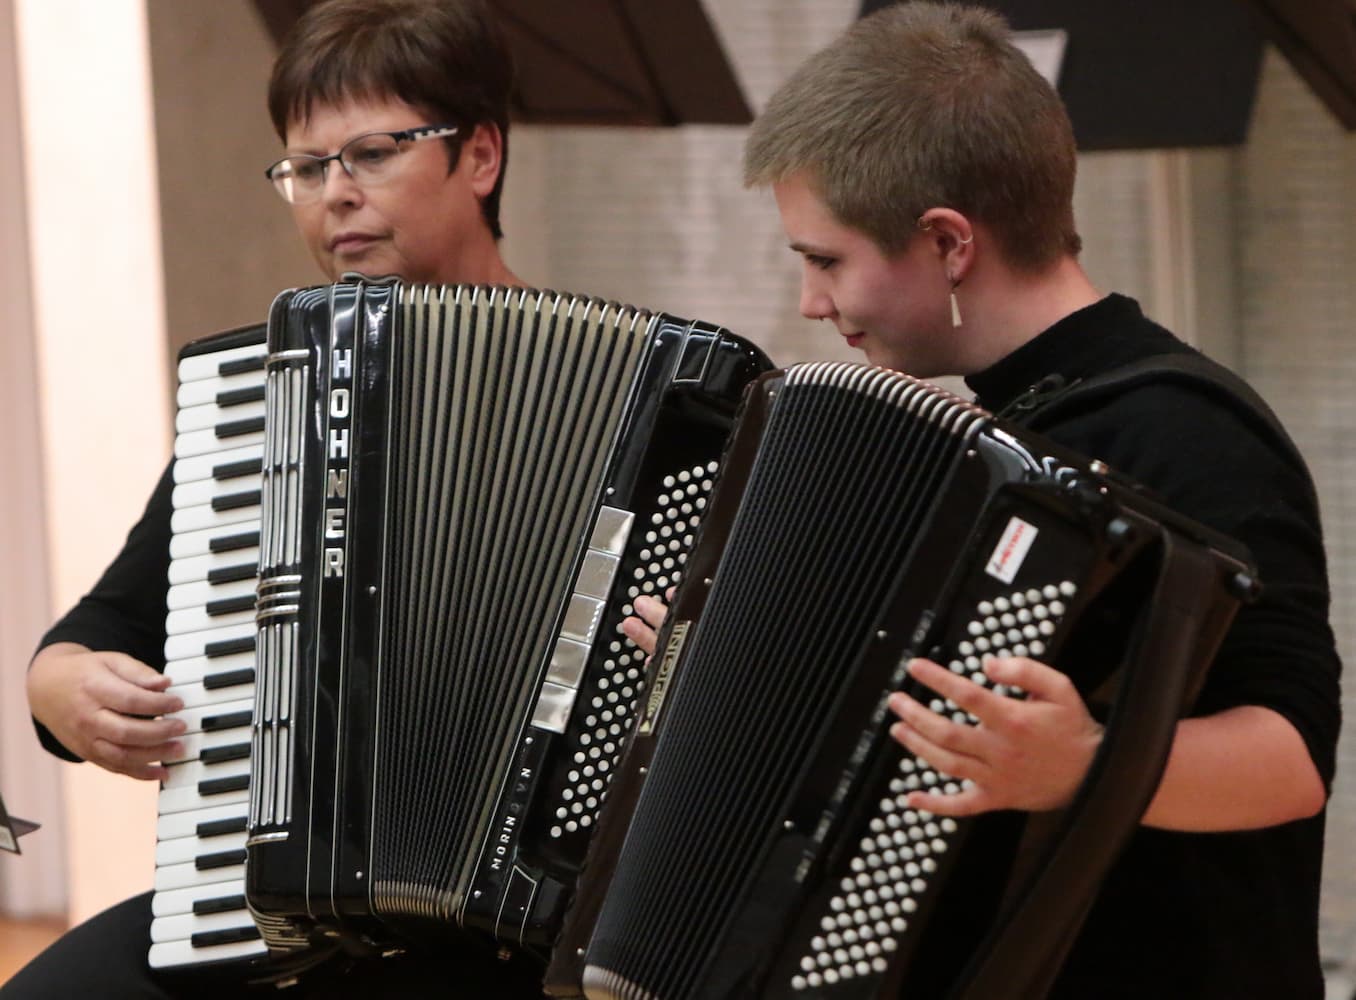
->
[27, 642, 185, 780]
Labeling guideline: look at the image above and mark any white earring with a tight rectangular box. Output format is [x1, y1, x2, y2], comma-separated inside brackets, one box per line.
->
[950, 286, 962, 328]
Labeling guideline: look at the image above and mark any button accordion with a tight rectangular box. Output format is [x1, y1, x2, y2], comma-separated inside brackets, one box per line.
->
[548, 362, 1256, 1000]
[149, 281, 770, 971]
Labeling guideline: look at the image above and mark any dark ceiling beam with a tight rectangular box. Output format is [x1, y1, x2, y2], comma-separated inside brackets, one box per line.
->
[858, 0, 1267, 149]
[1241, 0, 1356, 129]
[857, 0, 1354, 142]
[248, 0, 749, 127]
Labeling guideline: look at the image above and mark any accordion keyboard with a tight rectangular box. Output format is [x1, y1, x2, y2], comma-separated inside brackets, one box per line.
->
[149, 331, 269, 970]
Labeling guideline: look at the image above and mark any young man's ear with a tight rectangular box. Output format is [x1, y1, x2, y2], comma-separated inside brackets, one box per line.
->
[917, 208, 975, 256]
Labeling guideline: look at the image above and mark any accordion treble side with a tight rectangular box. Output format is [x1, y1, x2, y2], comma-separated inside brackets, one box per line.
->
[239, 281, 770, 955]
[554, 362, 1255, 1000]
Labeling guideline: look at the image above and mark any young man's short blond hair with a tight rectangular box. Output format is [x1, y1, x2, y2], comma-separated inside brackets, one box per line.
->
[744, 1, 1081, 272]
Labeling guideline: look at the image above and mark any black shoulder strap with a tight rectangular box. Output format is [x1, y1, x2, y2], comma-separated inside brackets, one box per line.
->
[1020, 352, 1312, 485]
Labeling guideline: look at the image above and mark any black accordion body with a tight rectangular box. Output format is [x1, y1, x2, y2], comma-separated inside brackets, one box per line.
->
[556, 363, 1255, 1000]
[151, 281, 769, 970]
[246, 282, 769, 953]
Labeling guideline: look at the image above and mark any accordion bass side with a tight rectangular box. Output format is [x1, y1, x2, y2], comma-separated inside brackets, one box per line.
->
[242, 281, 771, 955]
[555, 363, 1256, 1000]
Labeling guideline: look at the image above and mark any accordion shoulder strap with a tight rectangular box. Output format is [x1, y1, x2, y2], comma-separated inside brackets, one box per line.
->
[1015, 352, 1315, 500]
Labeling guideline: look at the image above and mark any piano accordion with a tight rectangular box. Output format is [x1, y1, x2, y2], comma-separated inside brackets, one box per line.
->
[554, 362, 1256, 1000]
[150, 281, 770, 970]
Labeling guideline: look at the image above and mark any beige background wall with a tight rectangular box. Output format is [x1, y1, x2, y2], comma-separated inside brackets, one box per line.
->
[147, 0, 314, 370]
[3, 0, 1355, 985]
[4, 0, 171, 920]
[0, 0, 63, 920]
[1239, 50, 1356, 968]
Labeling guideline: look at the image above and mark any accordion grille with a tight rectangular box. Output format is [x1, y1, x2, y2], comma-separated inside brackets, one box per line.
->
[252, 359, 307, 830]
[370, 286, 651, 917]
[585, 363, 986, 998]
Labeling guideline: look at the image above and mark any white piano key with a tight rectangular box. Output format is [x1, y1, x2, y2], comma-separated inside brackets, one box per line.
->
[156, 802, 250, 844]
[164, 620, 255, 663]
[175, 399, 267, 434]
[163, 756, 250, 792]
[149, 935, 267, 970]
[165, 648, 256, 686]
[154, 857, 246, 893]
[150, 907, 258, 945]
[150, 876, 248, 917]
[168, 520, 261, 562]
[168, 548, 260, 586]
[175, 425, 266, 461]
[167, 577, 258, 613]
[167, 680, 256, 715]
[161, 696, 254, 741]
[177, 368, 266, 409]
[173, 443, 265, 487]
[177, 343, 267, 383]
[170, 500, 261, 534]
[155, 830, 247, 868]
[167, 603, 256, 637]
[171, 474, 262, 511]
[158, 781, 249, 817]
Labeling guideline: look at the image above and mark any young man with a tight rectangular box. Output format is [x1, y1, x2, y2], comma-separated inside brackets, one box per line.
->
[12, 1, 542, 996]
[627, 3, 1339, 996]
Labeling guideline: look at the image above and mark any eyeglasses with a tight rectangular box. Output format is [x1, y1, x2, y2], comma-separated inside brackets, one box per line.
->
[264, 124, 459, 205]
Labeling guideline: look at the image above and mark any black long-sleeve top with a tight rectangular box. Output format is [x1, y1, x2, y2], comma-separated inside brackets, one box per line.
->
[965, 293, 1340, 999]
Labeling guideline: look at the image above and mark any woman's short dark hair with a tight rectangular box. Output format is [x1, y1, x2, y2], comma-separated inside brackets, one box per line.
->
[268, 0, 514, 238]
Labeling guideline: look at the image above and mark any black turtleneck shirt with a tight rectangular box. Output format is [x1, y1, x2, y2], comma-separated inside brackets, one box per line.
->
[966, 293, 1339, 999]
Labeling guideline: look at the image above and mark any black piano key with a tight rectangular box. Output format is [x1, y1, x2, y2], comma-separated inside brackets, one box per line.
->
[218, 355, 265, 377]
[196, 816, 248, 839]
[209, 531, 260, 554]
[193, 893, 247, 916]
[191, 926, 262, 948]
[199, 775, 250, 796]
[215, 416, 265, 439]
[204, 637, 255, 658]
[207, 563, 258, 585]
[212, 458, 263, 481]
[195, 848, 247, 871]
[203, 669, 256, 691]
[215, 384, 266, 407]
[202, 710, 253, 732]
[205, 595, 257, 617]
[211, 490, 262, 513]
[200, 743, 251, 765]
